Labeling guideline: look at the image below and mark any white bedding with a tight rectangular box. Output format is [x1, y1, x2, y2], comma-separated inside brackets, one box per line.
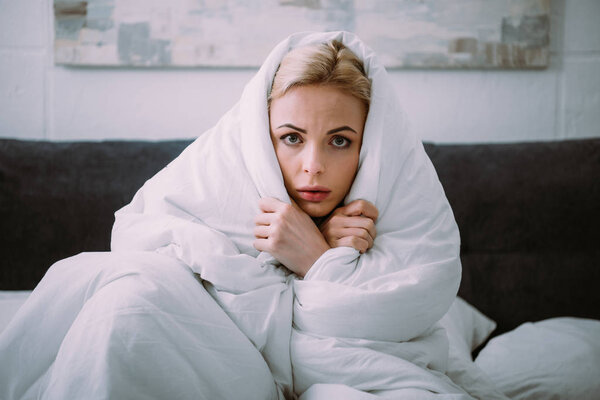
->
[2, 32, 496, 399]
[4, 288, 598, 400]
[1, 253, 282, 399]
[0, 291, 30, 334]
[476, 317, 600, 400]
[109, 31, 469, 399]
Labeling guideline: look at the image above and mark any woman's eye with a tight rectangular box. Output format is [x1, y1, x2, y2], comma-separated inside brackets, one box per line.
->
[282, 134, 301, 145]
[331, 136, 350, 148]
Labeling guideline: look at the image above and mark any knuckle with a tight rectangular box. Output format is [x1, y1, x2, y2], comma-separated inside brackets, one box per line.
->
[331, 216, 344, 227]
[356, 200, 368, 213]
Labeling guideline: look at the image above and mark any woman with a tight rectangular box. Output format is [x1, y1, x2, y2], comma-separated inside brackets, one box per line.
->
[256, 39, 377, 277]
[0, 32, 473, 399]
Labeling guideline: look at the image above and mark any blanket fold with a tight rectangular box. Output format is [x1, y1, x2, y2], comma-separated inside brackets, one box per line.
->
[109, 31, 472, 398]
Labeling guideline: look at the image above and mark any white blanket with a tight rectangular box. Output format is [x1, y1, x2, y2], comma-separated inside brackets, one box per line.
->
[1, 31, 485, 399]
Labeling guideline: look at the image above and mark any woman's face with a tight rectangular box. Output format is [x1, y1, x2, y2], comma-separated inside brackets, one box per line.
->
[269, 84, 367, 217]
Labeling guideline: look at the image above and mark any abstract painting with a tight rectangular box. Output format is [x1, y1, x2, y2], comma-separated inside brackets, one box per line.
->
[54, 0, 550, 69]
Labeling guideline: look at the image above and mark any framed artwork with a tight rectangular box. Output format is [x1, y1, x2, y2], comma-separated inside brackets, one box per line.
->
[54, 0, 550, 69]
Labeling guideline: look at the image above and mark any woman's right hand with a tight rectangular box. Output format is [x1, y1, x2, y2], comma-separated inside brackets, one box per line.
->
[253, 197, 330, 277]
[319, 200, 378, 254]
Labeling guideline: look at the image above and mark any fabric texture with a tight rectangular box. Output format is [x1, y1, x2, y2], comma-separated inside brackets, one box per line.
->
[0, 291, 30, 334]
[439, 298, 508, 400]
[439, 297, 497, 360]
[0, 252, 280, 400]
[110, 31, 467, 398]
[475, 317, 600, 400]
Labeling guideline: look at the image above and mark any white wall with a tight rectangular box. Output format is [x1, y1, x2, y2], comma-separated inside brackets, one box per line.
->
[1, 0, 598, 143]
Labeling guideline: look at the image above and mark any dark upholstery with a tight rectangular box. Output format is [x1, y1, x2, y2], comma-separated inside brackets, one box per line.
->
[1, 137, 599, 337]
[0, 139, 190, 290]
[424, 140, 600, 335]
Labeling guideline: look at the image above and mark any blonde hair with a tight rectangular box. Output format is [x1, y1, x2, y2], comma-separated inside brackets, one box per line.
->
[268, 40, 371, 111]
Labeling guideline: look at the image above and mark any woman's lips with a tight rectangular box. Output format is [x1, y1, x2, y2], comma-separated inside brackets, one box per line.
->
[297, 186, 331, 202]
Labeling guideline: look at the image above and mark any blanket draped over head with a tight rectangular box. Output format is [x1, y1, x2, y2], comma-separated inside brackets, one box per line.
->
[109, 31, 466, 399]
[112, 32, 466, 398]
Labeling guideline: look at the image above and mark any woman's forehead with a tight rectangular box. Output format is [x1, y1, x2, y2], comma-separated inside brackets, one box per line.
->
[269, 85, 367, 131]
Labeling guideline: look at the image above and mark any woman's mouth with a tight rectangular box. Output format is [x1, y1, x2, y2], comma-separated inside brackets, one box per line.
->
[297, 186, 331, 202]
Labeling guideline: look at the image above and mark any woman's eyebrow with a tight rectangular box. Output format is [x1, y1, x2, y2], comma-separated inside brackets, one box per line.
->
[327, 126, 358, 135]
[276, 124, 358, 135]
[277, 123, 306, 133]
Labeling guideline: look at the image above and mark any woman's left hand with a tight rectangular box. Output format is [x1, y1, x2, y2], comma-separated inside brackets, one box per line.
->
[253, 197, 330, 277]
[319, 199, 378, 254]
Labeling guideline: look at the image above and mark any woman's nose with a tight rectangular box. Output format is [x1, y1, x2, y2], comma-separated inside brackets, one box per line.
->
[303, 145, 325, 175]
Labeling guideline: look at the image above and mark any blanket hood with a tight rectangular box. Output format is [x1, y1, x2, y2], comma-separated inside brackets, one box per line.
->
[112, 31, 467, 399]
[239, 31, 409, 227]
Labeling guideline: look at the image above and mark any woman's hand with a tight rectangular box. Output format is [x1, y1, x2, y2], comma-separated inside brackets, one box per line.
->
[319, 199, 378, 254]
[253, 197, 330, 277]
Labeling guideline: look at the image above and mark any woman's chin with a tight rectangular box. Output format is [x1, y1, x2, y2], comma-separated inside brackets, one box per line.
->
[298, 200, 335, 218]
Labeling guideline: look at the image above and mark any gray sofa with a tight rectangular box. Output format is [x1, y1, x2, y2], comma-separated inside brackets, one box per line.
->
[1, 137, 599, 342]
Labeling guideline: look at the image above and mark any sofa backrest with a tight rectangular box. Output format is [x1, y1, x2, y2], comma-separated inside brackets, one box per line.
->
[0, 139, 190, 289]
[1, 137, 599, 335]
[425, 139, 600, 335]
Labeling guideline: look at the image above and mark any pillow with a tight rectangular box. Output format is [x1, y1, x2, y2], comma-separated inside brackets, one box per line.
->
[439, 296, 497, 360]
[475, 317, 600, 400]
[439, 297, 509, 400]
